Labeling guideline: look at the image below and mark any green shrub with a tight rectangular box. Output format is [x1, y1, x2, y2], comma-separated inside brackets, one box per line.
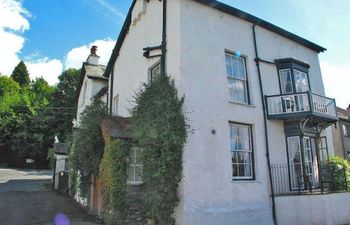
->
[131, 75, 188, 225]
[326, 156, 350, 190]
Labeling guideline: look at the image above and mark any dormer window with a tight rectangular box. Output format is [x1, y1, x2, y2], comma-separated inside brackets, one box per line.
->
[275, 58, 310, 94]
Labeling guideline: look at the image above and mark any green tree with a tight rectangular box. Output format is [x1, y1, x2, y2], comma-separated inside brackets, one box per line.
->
[11, 61, 30, 87]
[52, 68, 80, 142]
[0, 75, 55, 167]
[0, 76, 22, 114]
[31, 77, 54, 108]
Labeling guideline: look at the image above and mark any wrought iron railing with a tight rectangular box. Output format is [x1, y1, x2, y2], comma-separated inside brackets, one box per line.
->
[266, 92, 336, 119]
[271, 162, 348, 196]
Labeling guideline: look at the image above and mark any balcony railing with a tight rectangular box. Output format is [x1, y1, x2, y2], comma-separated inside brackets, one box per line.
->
[271, 162, 348, 196]
[265, 92, 337, 121]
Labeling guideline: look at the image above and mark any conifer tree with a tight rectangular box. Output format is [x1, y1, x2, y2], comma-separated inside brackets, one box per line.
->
[11, 61, 30, 87]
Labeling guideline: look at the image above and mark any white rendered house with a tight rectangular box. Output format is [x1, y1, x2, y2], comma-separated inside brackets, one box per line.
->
[100, 0, 350, 224]
[75, 46, 108, 128]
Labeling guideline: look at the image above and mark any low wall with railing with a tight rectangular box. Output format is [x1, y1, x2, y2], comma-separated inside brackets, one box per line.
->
[271, 163, 348, 196]
[276, 192, 350, 225]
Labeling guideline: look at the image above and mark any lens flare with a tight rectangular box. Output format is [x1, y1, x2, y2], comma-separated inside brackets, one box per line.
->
[54, 213, 69, 225]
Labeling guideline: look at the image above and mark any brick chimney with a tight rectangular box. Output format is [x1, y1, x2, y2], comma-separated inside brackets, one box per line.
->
[86, 45, 100, 65]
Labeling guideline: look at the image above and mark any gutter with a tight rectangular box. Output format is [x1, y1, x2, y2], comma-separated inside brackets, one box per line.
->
[252, 24, 278, 225]
[109, 65, 114, 116]
[160, 0, 167, 75]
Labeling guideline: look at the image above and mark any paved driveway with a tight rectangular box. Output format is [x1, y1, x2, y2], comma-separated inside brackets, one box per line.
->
[0, 168, 103, 225]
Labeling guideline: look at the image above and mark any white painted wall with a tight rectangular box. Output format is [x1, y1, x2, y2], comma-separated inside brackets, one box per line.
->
[108, 1, 338, 225]
[178, 1, 334, 224]
[179, 1, 271, 224]
[76, 75, 107, 127]
[276, 193, 350, 225]
[112, 0, 163, 118]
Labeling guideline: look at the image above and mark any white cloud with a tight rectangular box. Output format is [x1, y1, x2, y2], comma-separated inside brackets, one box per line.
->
[26, 58, 63, 85]
[0, 0, 29, 75]
[0, 0, 30, 31]
[65, 38, 115, 69]
[320, 61, 350, 109]
[0, 0, 62, 84]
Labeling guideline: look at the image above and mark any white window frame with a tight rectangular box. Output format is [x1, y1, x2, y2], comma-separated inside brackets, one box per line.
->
[230, 123, 254, 180]
[127, 147, 143, 185]
[225, 52, 249, 104]
[294, 69, 309, 93]
[112, 95, 119, 116]
[343, 124, 350, 137]
[279, 69, 294, 94]
[148, 61, 161, 83]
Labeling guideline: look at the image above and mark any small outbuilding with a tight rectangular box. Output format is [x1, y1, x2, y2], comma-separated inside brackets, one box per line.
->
[52, 143, 69, 193]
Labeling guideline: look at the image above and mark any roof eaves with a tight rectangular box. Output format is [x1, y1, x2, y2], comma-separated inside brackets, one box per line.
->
[192, 0, 326, 53]
[87, 75, 109, 81]
[75, 63, 87, 104]
[103, 0, 137, 78]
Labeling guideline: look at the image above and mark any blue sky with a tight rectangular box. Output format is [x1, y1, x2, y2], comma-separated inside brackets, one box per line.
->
[0, 0, 349, 108]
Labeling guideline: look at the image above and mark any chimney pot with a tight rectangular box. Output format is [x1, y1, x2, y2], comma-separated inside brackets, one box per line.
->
[87, 45, 100, 65]
[91, 46, 98, 55]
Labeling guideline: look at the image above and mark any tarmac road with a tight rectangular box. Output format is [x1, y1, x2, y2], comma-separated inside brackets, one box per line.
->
[0, 168, 103, 225]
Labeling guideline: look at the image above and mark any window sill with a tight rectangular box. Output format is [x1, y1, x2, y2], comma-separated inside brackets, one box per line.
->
[229, 100, 255, 108]
[231, 179, 260, 184]
[127, 181, 144, 185]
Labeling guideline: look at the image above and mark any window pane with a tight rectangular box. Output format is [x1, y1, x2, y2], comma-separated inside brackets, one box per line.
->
[230, 124, 253, 179]
[237, 57, 246, 79]
[232, 152, 238, 164]
[232, 163, 238, 177]
[228, 78, 247, 102]
[226, 53, 248, 103]
[343, 125, 348, 136]
[294, 70, 309, 92]
[226, 54, 232, 76]
[127, 148, 143, 184]
[279, 69, 293, 94]
[149, 63, 161, 82]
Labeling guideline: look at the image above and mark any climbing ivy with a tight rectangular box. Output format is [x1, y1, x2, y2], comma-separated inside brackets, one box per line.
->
[99, 138, 130, 225]
[130, 75, 188, 225]
[69, 100, 107, 196]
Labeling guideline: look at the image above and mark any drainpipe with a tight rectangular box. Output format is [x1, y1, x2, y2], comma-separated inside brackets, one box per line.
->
[109, 66, 114, 116]
[160, 0, 167, 75]
[252, 24, 278, 225]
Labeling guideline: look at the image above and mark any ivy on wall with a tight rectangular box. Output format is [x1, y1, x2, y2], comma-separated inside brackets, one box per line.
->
[131, 75, 188, 225]
[69, 100, 107, 196]
[99, 138, 130, 225]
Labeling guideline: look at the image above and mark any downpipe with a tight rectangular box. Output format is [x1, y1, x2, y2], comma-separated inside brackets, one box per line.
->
[252, 24, 278, 225]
